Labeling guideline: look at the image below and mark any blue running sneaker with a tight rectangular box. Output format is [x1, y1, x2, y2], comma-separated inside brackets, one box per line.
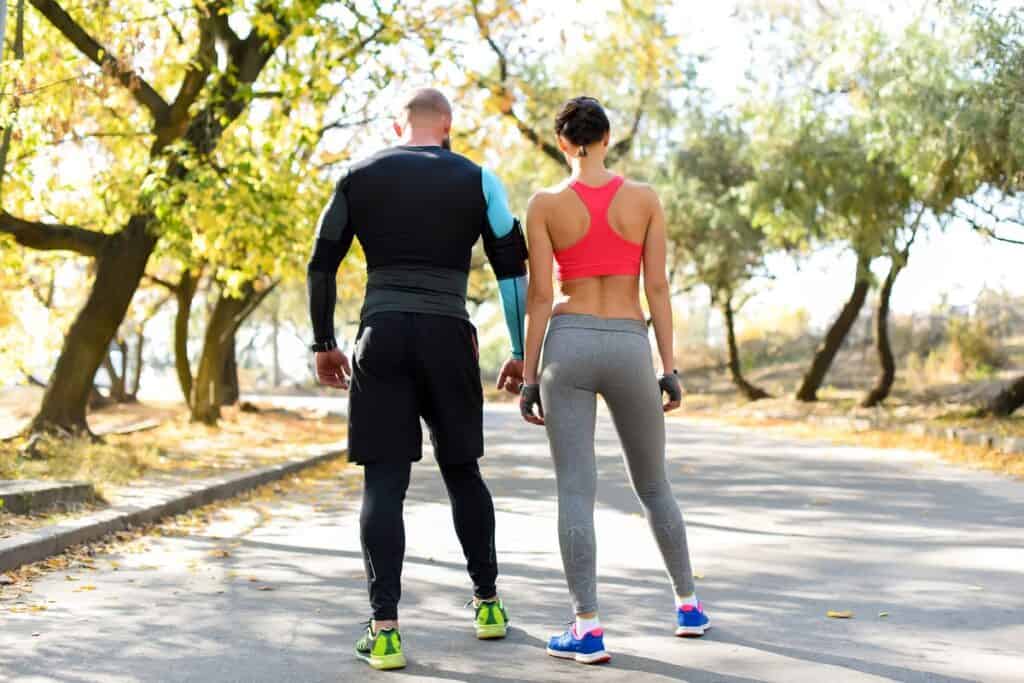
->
[676, 601, 711, 637]
[546, 626, 611, 664]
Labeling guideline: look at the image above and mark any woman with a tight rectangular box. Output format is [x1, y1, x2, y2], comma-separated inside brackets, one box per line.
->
[520, 96, 709, 665]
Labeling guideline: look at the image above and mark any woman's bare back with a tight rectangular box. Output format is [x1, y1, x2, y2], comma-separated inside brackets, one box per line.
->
[535, 175, 657, 320]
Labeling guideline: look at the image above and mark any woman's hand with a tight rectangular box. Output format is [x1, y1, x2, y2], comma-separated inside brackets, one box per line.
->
[658, 370, 683, 413]
[520, 383, 545, 425]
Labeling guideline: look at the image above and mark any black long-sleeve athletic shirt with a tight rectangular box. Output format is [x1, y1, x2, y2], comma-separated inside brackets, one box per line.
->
[307, 145, 528, 357]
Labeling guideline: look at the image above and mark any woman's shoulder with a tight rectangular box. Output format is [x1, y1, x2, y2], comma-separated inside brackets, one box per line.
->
[618, 175, 658, 198]
[527, 180, 574, 208]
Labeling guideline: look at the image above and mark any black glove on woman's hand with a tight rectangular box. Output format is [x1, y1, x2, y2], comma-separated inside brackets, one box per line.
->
[658, 370, 683, 412]
[520, 383, 544, 425]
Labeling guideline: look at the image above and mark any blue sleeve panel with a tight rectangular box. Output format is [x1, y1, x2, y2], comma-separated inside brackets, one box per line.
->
[482, 167, 515, 237]
[497, 275, 527, 360]
[482, 167, 526, 360]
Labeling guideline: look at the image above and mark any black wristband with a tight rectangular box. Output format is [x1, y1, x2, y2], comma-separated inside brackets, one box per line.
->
[310, 339, 338, 353]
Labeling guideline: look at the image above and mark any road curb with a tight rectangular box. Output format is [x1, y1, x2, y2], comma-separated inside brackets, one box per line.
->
[0, 443, 347, 574]
[0, 480, 96, 515]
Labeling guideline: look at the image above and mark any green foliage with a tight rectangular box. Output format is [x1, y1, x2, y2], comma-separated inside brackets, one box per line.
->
[660, 110, 767, 302]
[948, 316, 1004, 375]
[906, 314, 1005, 386]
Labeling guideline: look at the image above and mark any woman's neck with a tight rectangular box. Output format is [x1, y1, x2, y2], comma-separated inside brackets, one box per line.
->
[569, 155, 614, 186]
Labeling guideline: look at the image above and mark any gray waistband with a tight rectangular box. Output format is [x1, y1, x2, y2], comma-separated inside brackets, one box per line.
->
[362, 266, 469, 321]
[548, 313, 648, 337]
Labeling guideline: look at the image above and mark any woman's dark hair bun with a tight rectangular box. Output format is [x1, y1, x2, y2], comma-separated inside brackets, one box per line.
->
[554, 96, 610, 150]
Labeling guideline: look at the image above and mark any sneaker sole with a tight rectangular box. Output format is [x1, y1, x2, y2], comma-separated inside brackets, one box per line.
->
[476, 623, 508, 640]
[675, 621, 711, 638]
[546, 647, 612, 664]
[355, 651, 407, 670]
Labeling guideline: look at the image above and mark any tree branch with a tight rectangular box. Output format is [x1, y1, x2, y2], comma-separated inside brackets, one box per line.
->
[608, 91, 648, 163]
[0, 210, 110, 256]
[222, 278, 278, 344]
[29, 0, 171, 124]
[470, 1, 566, 169]
[145, 274, 179, 291]
[318, 114, 383, 137]
[959, 196, 1024, 246]
[162, 2, 219, 139]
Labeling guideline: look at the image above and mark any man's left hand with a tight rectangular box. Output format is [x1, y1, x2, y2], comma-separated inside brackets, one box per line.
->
[497, 358, 525, 395]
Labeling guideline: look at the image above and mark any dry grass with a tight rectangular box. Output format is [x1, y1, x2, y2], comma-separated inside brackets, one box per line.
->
[0, 437, 161, 490]
[0, 401, 348, 494]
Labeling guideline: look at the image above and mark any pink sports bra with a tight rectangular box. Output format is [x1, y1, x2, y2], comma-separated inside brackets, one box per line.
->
[553, 175, 643, 281]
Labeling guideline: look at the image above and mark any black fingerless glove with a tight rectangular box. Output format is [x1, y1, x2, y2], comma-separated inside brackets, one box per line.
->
[520, 383, 543, 420]
[658, 370, 683, 403]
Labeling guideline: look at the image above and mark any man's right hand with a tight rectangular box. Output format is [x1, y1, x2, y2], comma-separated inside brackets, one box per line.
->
[496, 358, 525, 395]
[315, 349, 351, 390]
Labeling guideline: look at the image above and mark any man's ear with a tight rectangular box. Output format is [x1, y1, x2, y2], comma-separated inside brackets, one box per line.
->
[603, 132, 610, 148]
[393, 121, 403, 138]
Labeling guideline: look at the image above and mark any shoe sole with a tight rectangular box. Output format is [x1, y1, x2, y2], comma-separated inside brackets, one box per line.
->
[355, 651, 407, 670]
[675, 620, 711, 638]
[476, 623, 508, 640]
[546, 647, 612, 664]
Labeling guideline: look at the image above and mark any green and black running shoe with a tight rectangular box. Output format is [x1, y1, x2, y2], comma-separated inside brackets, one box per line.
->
[354, 622, 406, 670]
[471, 598, 510, 640]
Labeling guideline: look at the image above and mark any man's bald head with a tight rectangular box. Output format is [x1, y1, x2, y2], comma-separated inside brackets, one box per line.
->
[394, 88, 453, 146]
[402, 88, 452, 121]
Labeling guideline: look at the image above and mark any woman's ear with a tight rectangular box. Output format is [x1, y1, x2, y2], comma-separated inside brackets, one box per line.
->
[556, 135, 570, 154]
[603, 132, 610, 148]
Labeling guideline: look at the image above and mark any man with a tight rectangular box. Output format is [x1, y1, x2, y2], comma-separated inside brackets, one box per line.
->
[306, 88, 528, 671]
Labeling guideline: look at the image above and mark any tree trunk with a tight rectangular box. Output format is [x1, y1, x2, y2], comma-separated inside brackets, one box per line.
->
[861, 257, 904, 407]
[983, 375, 1024, 417]
[271, 301, 281, 388]
[190, 283, 255, 424]
[29, 217, 157, 435]
[217, 333, 239, 407]
[796, 253, 873, 402]
[721, 297, 771, 401]
[173, 269, 198, 402]
[87, 383, 111, 409]
[128, 328, 144, 399]
[102, 351, 128, 403]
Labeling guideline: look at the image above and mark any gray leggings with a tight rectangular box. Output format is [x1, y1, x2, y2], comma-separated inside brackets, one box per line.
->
[540, 314, 695, 615]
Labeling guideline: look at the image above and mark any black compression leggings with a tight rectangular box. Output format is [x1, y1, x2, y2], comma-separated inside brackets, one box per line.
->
[360, 460, 498, 620]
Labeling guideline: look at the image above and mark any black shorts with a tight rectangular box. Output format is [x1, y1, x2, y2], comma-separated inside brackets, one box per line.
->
[347, 312, 483, 466]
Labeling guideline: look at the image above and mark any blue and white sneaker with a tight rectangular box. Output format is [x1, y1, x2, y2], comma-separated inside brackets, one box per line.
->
[546, 626, 611, 664]
[676, 601, 711, 637]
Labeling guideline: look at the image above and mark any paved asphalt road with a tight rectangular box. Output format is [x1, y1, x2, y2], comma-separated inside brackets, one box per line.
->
[3, 404, 1023, 682]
